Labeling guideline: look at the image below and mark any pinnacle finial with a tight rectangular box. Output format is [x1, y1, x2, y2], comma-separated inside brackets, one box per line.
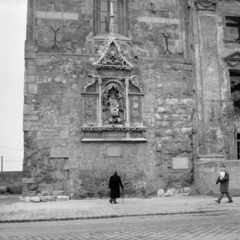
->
[109, 2, 115, 35]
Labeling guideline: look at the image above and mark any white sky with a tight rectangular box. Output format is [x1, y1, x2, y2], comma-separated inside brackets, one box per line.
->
[0, 0, 27, 171]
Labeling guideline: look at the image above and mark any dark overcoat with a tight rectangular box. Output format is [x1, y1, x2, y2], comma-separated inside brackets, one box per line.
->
[109, 174, 123, 199]
[216, 171, 230, 193]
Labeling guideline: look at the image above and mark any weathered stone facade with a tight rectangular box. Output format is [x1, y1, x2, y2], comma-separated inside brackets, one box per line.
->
[23, 0, 240, 198]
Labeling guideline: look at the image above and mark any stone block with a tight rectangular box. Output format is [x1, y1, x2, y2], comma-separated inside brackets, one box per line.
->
[40, 196, 56, 202]
[106, 146, 122, 157]
[36, 11, 78, 20]
[182, 187, 191, 194]
[59, 116, 70, 124]
[25, 51, 36, 59]
[50, 147, 69, 158]
[25, 196, 31, 202]
[0, 186, 8, 194]
[137, 16, 180, 24]
[25, 75, 36, 82]
[57, 195, 69, 201]
[23, 121, 33, 131]
[26, 191, 37, 196]
[60, 130, 69, 139]
[30, 196, 40, 202]
[24, 115, 39, 121]
[23, 104, 34, 114]
[53, 190, 65, 196]
[28, 84, 38, 94]
[19, 196, 25, 202]
[172, 157, 189, 169]
[22, 178, 35, 184]
[167, 188, 178, 195]
[157, 189, 164, 197]
[26, 66, 36, 75]
[25, 40, 35, 51]
[163, 192, 174, 197]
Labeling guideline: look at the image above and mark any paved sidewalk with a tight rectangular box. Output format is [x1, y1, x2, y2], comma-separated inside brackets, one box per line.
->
[0, 195, 240, 223]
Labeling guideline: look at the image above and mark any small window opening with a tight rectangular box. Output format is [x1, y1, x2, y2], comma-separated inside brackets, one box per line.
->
[100, 0, 118, 34]
[237, 133, 240, 159]
[94, 0, 128, 37]
[225, 16, 240, 42]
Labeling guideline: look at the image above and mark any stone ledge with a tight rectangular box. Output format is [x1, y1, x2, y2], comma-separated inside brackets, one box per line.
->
[81, 127, 147, 132]
[81, 138, 147, 142]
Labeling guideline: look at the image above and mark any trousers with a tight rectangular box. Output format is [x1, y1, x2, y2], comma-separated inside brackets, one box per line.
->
[218, 192, 233, 202]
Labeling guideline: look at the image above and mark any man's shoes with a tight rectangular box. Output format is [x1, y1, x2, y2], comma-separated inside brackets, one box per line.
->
[114, 202, 117, 204]
[109, 199, 113, 204]
[227, 200, 233, 203]
[215, 200, 220, 203]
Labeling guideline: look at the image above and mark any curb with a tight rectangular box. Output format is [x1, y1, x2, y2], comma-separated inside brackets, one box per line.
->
[0, 209, 231, 223]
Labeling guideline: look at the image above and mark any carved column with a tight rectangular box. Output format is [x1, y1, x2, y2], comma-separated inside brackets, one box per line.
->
[98, 78, 103, 127]
[125, 78, 130, 128]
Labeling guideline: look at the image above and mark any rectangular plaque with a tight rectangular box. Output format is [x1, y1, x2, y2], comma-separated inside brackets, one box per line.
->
[173, 157, 189, 169]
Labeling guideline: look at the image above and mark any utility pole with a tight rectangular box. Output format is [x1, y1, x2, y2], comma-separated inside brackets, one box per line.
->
[1, 156, 3, 172]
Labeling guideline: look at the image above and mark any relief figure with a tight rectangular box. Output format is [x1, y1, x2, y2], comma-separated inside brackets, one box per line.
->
[102, 83, 124, 125]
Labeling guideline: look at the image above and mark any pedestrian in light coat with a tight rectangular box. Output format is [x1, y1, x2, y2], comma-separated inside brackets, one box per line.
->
[215, 164, 233, 203]
[109, 171, 123, 204]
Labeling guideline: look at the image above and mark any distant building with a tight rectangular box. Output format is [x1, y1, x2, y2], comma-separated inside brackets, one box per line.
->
[23, 0, 240, 198]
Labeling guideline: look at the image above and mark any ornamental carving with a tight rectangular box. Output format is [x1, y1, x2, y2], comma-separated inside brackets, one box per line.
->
[102, 82, 125, 124]
[81, 20, 146, 141]
[195, 0, 217, 10]
[129, 76, 142, 94]
[84, 96, 97, 126]
[93, 35, 133, 71]
[130, 95, 143, 127]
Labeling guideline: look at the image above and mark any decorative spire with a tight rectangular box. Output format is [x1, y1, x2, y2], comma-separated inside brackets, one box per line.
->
[109, 2, 114, 35]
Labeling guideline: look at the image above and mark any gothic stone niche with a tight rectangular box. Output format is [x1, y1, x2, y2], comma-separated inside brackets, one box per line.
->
[81, 34, 146, 142]
[81, 76, 146, 142]
[102, 81, 125, 125]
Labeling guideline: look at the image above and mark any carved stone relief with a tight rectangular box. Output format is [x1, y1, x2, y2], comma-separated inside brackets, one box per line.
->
[84, 96, 98, 126]
[130, 95, 143, 127]
[102, 82, 125, 125]
[81, 27, 146, 141]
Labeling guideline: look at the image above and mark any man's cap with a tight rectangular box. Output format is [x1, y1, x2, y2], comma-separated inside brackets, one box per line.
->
[220, 163, 226, 167]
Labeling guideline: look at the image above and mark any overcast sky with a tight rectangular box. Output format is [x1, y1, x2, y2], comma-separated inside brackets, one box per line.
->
[0, 0, 27, 171]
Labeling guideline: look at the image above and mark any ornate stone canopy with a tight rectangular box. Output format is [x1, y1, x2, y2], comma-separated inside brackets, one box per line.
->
[81, 17, 146, 142]
[93, 35, 133, 71]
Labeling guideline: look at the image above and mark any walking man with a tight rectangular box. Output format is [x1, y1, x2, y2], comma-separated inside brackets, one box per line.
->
[109, 171, 123, 204]
[215, 164, 233, 203]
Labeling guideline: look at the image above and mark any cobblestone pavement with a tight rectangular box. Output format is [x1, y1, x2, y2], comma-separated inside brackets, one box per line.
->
[1, 210, 240, 240]
[1, 196, 240, 223]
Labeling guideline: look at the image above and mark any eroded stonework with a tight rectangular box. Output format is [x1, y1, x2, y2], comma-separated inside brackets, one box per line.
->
[25, 0, 236, 198]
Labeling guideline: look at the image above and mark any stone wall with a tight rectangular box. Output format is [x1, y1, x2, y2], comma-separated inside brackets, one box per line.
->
[0, 171, 23, 186]
[194, 159, 240, 197]
[0, 171, 23, 194]
[192, 1, 240, 159]
[23, 0, 195, 197]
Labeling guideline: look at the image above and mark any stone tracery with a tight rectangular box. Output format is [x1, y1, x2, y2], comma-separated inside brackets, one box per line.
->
[81, 28, 146, 141]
